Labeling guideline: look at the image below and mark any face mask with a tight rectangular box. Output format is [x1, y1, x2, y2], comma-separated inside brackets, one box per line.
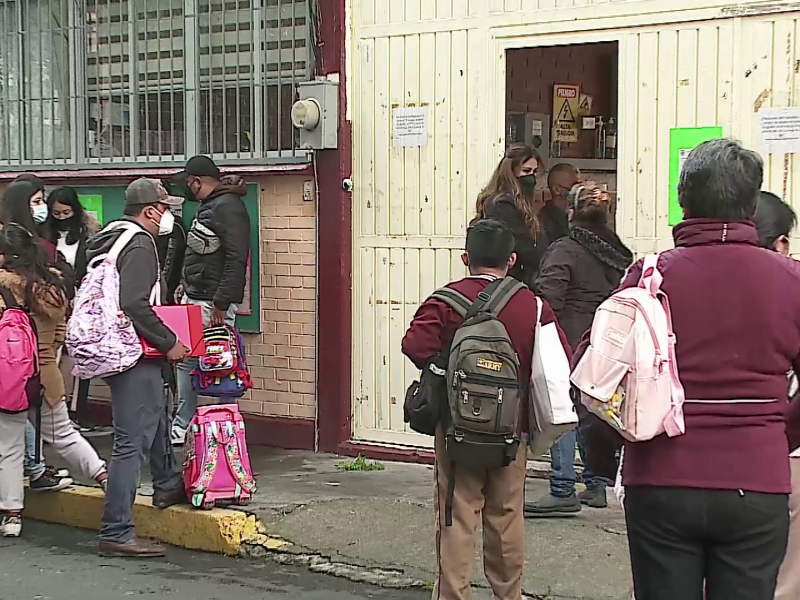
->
[31, 204, 48, 224]
[518, 174, 537, 193]
[155, 208, 175, 236]
[55, 217, 75, 230]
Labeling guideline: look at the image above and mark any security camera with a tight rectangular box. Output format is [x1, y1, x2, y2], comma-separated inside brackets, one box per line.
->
[342, 178, 354, 192]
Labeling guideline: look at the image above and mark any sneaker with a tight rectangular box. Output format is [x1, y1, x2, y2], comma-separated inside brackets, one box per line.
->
[25, 466, 69, 480]
[1, 514, 22, 537]
[46, 466, 70, 479]
[577, 487, 608, 509]
[170, 424, 187, 446]
[524, 493, 582, 516]
[71, 419, 96, 433]
[29, 471, 74, 493]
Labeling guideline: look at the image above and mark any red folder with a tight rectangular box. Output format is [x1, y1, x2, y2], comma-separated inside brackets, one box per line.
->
[141, 304, 206, 358]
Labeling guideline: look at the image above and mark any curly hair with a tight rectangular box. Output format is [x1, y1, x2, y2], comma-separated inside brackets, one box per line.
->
[474, 143, 543, 237]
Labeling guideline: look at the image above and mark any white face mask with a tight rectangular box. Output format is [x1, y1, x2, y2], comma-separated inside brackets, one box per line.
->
[31, 204, 48, 224]
[156, 208, 175, 236]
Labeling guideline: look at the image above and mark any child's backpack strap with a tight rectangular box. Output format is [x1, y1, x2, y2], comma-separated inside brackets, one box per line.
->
[430, 288, 470, 318]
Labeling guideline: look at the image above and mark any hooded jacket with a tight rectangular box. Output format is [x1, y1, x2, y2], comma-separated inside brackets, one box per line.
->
[534, 223, 633, 350]
[85, 218, 177, 355]
[575, 219, 800, 493]
[0, 269, 67, 406]
[183, 176, 250, 310]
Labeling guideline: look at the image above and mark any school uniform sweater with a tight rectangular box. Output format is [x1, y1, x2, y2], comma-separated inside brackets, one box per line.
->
[401, 275, 572, 433]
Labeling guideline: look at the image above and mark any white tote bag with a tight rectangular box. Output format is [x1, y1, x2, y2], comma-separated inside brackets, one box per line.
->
[528, 297, 578, 456]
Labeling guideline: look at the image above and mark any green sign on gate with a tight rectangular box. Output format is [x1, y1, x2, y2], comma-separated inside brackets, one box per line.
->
[669, 126, 723, 225]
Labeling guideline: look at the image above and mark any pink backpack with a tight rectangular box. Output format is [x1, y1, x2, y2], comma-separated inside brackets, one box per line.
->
[67, 222, 159, 379]
[183, 405, 257, 509]
[0, 287, 40, 414]
[570, 254, 686, 442]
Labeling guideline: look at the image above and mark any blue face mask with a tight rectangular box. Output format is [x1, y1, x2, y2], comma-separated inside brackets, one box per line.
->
[31, 204, 48, 224]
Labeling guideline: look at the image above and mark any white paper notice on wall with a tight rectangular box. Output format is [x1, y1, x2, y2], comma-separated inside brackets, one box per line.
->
[392, 106, 428, 148]
[760, 107, 800, 154]
[678, 148, 692, 175]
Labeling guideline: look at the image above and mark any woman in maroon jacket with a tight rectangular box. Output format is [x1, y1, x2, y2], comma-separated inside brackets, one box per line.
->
[586, 140, 800, 600]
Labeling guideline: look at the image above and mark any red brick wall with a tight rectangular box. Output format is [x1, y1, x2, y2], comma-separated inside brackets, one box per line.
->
[506, 42, 618, 160]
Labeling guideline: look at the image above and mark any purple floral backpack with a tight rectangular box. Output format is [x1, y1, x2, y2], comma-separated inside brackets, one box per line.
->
[66, 221, 160, 379]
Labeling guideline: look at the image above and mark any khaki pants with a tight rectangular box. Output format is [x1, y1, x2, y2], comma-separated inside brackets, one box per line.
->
[433, 429, 527, 600]
[777, 457, 800, 600]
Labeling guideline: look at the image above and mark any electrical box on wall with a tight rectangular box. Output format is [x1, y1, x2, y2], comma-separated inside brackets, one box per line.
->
[505, 112, 551, 167]
[291, 78, 339, 150]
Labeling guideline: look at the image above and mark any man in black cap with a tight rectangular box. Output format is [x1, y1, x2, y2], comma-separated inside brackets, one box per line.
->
[171, 156, 250, 445]
[86, 178, 189, 558]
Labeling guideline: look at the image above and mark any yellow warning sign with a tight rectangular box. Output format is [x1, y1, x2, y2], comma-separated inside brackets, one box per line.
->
[578, 93, 593, 116]
[553, 84, 580, 143]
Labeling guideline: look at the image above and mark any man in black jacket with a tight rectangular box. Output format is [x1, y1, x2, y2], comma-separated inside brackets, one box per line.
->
[539, 163, 579, 243]
[86, 178, 189, 558]
[171, 156, 251, 444]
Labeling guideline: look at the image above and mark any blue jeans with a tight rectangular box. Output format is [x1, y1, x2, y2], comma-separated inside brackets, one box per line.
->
[172, 298, 238, 430]
[550, 428, 610, 498]
[23, 421, 45, 480]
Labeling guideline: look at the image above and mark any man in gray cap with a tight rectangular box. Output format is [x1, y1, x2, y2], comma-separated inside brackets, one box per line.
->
[85, 178, 189, 558]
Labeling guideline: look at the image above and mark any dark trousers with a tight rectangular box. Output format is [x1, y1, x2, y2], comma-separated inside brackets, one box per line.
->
[73, 379, 91, 423]
[100, 360, 183, 544]
[625, 486, 789, 600]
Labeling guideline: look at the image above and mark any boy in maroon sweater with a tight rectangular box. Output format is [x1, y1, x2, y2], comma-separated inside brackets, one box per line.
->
[402, 219, 569, 600]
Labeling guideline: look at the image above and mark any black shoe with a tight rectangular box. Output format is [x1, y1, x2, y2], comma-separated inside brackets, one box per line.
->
[524, 493, 582, 516]
[152, 488, 188, 509]
[578, 487, 608, 508]
[29, 471, 74, 493]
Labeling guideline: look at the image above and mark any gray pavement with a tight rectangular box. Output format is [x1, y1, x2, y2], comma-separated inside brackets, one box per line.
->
[49, 437, 633, 600]
[0, 521, 427, 600]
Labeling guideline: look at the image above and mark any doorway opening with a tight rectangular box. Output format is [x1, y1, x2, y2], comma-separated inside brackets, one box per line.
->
[506, 41, 620, 228]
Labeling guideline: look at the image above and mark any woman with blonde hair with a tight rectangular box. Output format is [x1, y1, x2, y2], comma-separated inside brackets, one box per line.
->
[474, 143, 547, 285]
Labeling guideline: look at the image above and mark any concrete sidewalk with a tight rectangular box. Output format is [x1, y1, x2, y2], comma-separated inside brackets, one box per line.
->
[47, 437, 632, 600]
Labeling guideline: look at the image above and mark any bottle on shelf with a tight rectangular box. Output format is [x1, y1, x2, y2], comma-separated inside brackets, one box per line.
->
[605, 117, 617, 160]
[594, 116, 606, 159]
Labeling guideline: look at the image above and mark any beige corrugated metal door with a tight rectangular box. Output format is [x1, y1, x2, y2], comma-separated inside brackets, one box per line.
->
[350, 0, 800, 448]
[351, 1, 487, 447]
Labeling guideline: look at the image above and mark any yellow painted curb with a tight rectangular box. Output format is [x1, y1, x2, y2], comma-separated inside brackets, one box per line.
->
[22, 485, 290, 556]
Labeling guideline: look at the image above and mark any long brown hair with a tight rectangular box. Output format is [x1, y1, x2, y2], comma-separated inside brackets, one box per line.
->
[474, 143, 543, 237]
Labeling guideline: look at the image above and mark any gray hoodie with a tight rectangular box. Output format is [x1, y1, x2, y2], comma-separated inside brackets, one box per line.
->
[85, 218, 177, 355]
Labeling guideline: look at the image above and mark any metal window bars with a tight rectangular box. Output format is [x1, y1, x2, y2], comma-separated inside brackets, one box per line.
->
[0, 0, 316, 169]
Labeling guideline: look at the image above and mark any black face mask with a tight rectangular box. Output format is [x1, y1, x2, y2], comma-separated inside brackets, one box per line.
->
[54, 217, 76, 231]
[173, 182, 198, 203]
[518, 174, 537, 193]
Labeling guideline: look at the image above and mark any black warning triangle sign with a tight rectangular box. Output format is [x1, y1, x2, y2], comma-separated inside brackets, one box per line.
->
[557, 98, 576, 123]
[579, 95, 590, 113]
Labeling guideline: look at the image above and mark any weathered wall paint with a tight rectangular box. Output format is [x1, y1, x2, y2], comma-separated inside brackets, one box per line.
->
[351, 0, 800, 447]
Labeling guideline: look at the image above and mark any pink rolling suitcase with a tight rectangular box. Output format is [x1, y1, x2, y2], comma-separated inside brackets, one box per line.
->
[183, 405, 257, 509]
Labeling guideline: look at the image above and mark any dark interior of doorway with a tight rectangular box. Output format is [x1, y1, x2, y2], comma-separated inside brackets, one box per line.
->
[505, 41, 620, 227]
